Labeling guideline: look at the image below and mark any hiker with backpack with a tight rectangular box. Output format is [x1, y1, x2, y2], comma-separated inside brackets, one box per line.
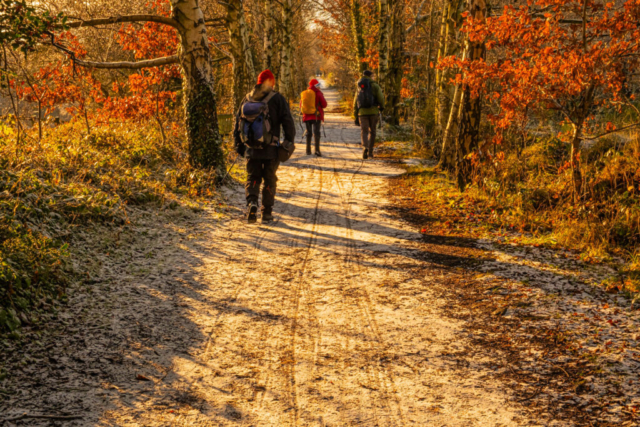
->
[233, 69, 296, 223]
[300, 78, 328, 156]
[353, 70, 385, 159]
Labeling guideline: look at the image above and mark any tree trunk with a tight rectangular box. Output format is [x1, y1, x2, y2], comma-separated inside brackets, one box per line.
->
[438, 81, 462, 170]
[172, 0, 224, 170]
[225, 0, 257, 111]
[387, 0, 406, 126]
[425, 2, 436, 94]
[37, 100, 43, 141]
[569, 125, 583, 200]
[278, 0, 294, 100]
[454, 0, 487, 191]
[351, 0, 368, 72]
[435, 0, 463, 136]
[378, 0, 391, 95]
[569, 85, 594, 202]
[263, 0, 274, 70]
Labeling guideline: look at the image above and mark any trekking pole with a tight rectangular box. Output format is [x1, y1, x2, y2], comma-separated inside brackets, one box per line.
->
[222, 155, 239, 183]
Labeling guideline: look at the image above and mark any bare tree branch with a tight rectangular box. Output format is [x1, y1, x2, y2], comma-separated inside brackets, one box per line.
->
[74, 55, 180, 69]
[584, 121, 640, 141]
[407, 0, 430, 33]
[66, 15, 181, 30]
[72, 55, 230, 69]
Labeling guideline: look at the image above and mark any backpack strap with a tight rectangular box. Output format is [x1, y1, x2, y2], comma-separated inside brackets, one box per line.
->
[262, 90, 278, 105]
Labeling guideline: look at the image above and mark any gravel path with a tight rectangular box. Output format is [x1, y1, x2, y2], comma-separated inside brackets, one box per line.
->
[1, 86, 534, 426]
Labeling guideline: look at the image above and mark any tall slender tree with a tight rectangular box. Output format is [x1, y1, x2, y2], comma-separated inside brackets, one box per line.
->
[454, 0, 487, 190]
[387, 0, 406, 126]
[225, 0, 257, 110]
[434, 0, 463, 135]
[262, 0, 275, 71]
[377, 0, 391, 94]
[279, 0, 294, 99]
[350, 0, 368, 72]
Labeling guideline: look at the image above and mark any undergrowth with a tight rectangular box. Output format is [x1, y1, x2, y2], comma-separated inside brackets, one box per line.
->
[0, 120, 221, 334]
[387, 128, 640, 296]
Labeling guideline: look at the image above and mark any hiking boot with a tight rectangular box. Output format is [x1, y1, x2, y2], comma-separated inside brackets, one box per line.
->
[262, 209, 274, 223]
[369, 149, 374, 158]
[362, 147, 368, 159]
[306, 148, 312, 155]
[315, 150, 322, 157]
[246, 202, 258, 223]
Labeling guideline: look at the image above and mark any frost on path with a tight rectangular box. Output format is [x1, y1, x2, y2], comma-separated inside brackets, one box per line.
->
[1, 87, 533, 426]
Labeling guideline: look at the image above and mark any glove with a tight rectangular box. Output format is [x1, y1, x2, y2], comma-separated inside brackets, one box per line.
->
[355, 117, 360, 126]
[235, 142, 246, 158]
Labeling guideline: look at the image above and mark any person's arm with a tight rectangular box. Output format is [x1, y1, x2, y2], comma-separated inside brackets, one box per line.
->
[279, 95, 297, 143]
[374, 83, 385, 111]
[233, 107, 242, 145]
[353, 91, 359, 118]
[233, 108, 245, 156]
[318, 91, 328, 109]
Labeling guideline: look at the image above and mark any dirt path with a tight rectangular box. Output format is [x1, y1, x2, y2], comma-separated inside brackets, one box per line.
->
[1, 86, 534, 426]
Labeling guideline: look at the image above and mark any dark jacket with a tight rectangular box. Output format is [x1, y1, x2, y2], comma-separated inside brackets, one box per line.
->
[234, 84, 296, 160]
[353, 76, 385, 117]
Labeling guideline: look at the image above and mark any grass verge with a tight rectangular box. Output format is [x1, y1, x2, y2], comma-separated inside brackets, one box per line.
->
[0, 120, 224, 335]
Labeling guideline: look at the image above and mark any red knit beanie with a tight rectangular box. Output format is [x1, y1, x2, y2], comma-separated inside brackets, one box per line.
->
[257, 69, 275, 85]
[309, 78, 320, 88]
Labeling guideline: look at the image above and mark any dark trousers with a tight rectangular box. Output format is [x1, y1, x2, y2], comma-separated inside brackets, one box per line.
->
[246, 158, 280, 211]
[305, 120, 321, 153]
[359, 114, 379, 151]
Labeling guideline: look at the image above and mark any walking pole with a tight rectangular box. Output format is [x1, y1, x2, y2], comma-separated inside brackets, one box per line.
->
[222, 155, 239, 183]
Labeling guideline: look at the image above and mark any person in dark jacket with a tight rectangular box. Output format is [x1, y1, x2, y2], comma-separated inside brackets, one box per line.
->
[353, 70, 385, 159]
[301, 78, 328, 156]
[234, 69, 296, 223]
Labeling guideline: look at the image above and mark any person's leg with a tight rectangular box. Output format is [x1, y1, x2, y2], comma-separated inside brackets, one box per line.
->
[305, 121, 313, 155]
[245, 158, 263, 222]
[313, 120, 321, 155]
[261, 158, 280, 220]
[359, 116, 370, 147]
[360, 115, 371, 158]
[368, 114, 379, 157]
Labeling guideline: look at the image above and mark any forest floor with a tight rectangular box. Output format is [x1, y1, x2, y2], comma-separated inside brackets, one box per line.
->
[2, 86, 640, 426]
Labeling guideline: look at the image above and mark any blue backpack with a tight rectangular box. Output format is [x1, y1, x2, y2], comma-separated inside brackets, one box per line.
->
[240, 91, 277, 149]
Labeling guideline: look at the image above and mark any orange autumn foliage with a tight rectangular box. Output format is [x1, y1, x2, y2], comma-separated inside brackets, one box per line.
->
[439, 0, 640, 142]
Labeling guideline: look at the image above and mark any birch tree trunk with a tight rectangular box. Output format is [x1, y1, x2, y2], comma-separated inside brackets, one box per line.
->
[387, 0, 406, 126]
[435, 0, 463, 136]
[425, 1, 436, 94]
[438, 80, 462, 170]
[225, 0, 257, 110]
[455, 0, 487, 191]
[378, 0, 391, 95]
[172, 0, 224, 170]
[350, 0, 368, 72]
[279, 0, 294, 100]
[263, 0, 274, 70]
[569, 85, 594, 201]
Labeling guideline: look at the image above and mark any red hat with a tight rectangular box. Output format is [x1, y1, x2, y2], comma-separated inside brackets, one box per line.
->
[309, 78, 320, 88]
[257, 69, 275, 85]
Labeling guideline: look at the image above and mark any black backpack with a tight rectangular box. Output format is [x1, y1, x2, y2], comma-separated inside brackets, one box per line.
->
[356, 78, 375, 109]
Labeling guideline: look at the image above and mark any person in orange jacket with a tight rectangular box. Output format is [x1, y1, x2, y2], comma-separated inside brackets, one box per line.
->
[300, 78, 328, 156]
